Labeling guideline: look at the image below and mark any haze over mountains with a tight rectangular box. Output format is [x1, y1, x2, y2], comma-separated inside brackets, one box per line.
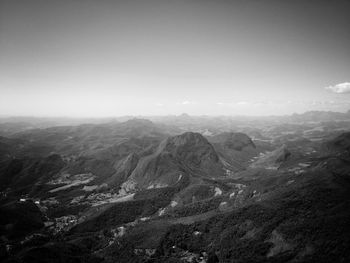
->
[1, 110, 350, 262]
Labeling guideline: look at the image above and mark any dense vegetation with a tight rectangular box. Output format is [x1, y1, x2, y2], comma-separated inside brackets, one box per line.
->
[154, 172, 350, 262]
[0, 201, 44, 240]
[71, 189, 175, 234]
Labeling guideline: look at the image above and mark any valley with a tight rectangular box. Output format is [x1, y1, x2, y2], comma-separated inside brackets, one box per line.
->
[1, 112, 350, 262]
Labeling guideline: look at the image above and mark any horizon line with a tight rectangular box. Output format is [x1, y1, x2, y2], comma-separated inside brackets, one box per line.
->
[0, 109, 350, 120]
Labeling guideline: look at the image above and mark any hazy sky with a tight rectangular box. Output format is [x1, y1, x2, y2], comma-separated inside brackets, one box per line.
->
[1, 0, 350, 117]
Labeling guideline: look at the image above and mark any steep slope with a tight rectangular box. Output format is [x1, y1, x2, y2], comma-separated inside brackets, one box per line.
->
[251, 145, 291, 170]
[120, 132, 224, 193]
[208, 132, 258, 171]
[107, 153, 140, 188]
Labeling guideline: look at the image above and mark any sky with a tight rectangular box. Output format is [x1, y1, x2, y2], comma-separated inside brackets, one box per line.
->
[1, 0, 350, 117]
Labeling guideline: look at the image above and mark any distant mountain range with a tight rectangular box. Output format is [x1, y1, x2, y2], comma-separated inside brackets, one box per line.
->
[1, 110, 350, 137]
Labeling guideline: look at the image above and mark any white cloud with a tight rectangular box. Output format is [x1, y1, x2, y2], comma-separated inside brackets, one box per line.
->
[325, 82, 350, 94]
[155, 103, 164, 107]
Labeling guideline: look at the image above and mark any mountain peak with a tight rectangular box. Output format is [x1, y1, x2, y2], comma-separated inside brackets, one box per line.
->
[124, 132, 223, 191]
[167, 132, 209, 147]
[158, 132, 220, 168]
